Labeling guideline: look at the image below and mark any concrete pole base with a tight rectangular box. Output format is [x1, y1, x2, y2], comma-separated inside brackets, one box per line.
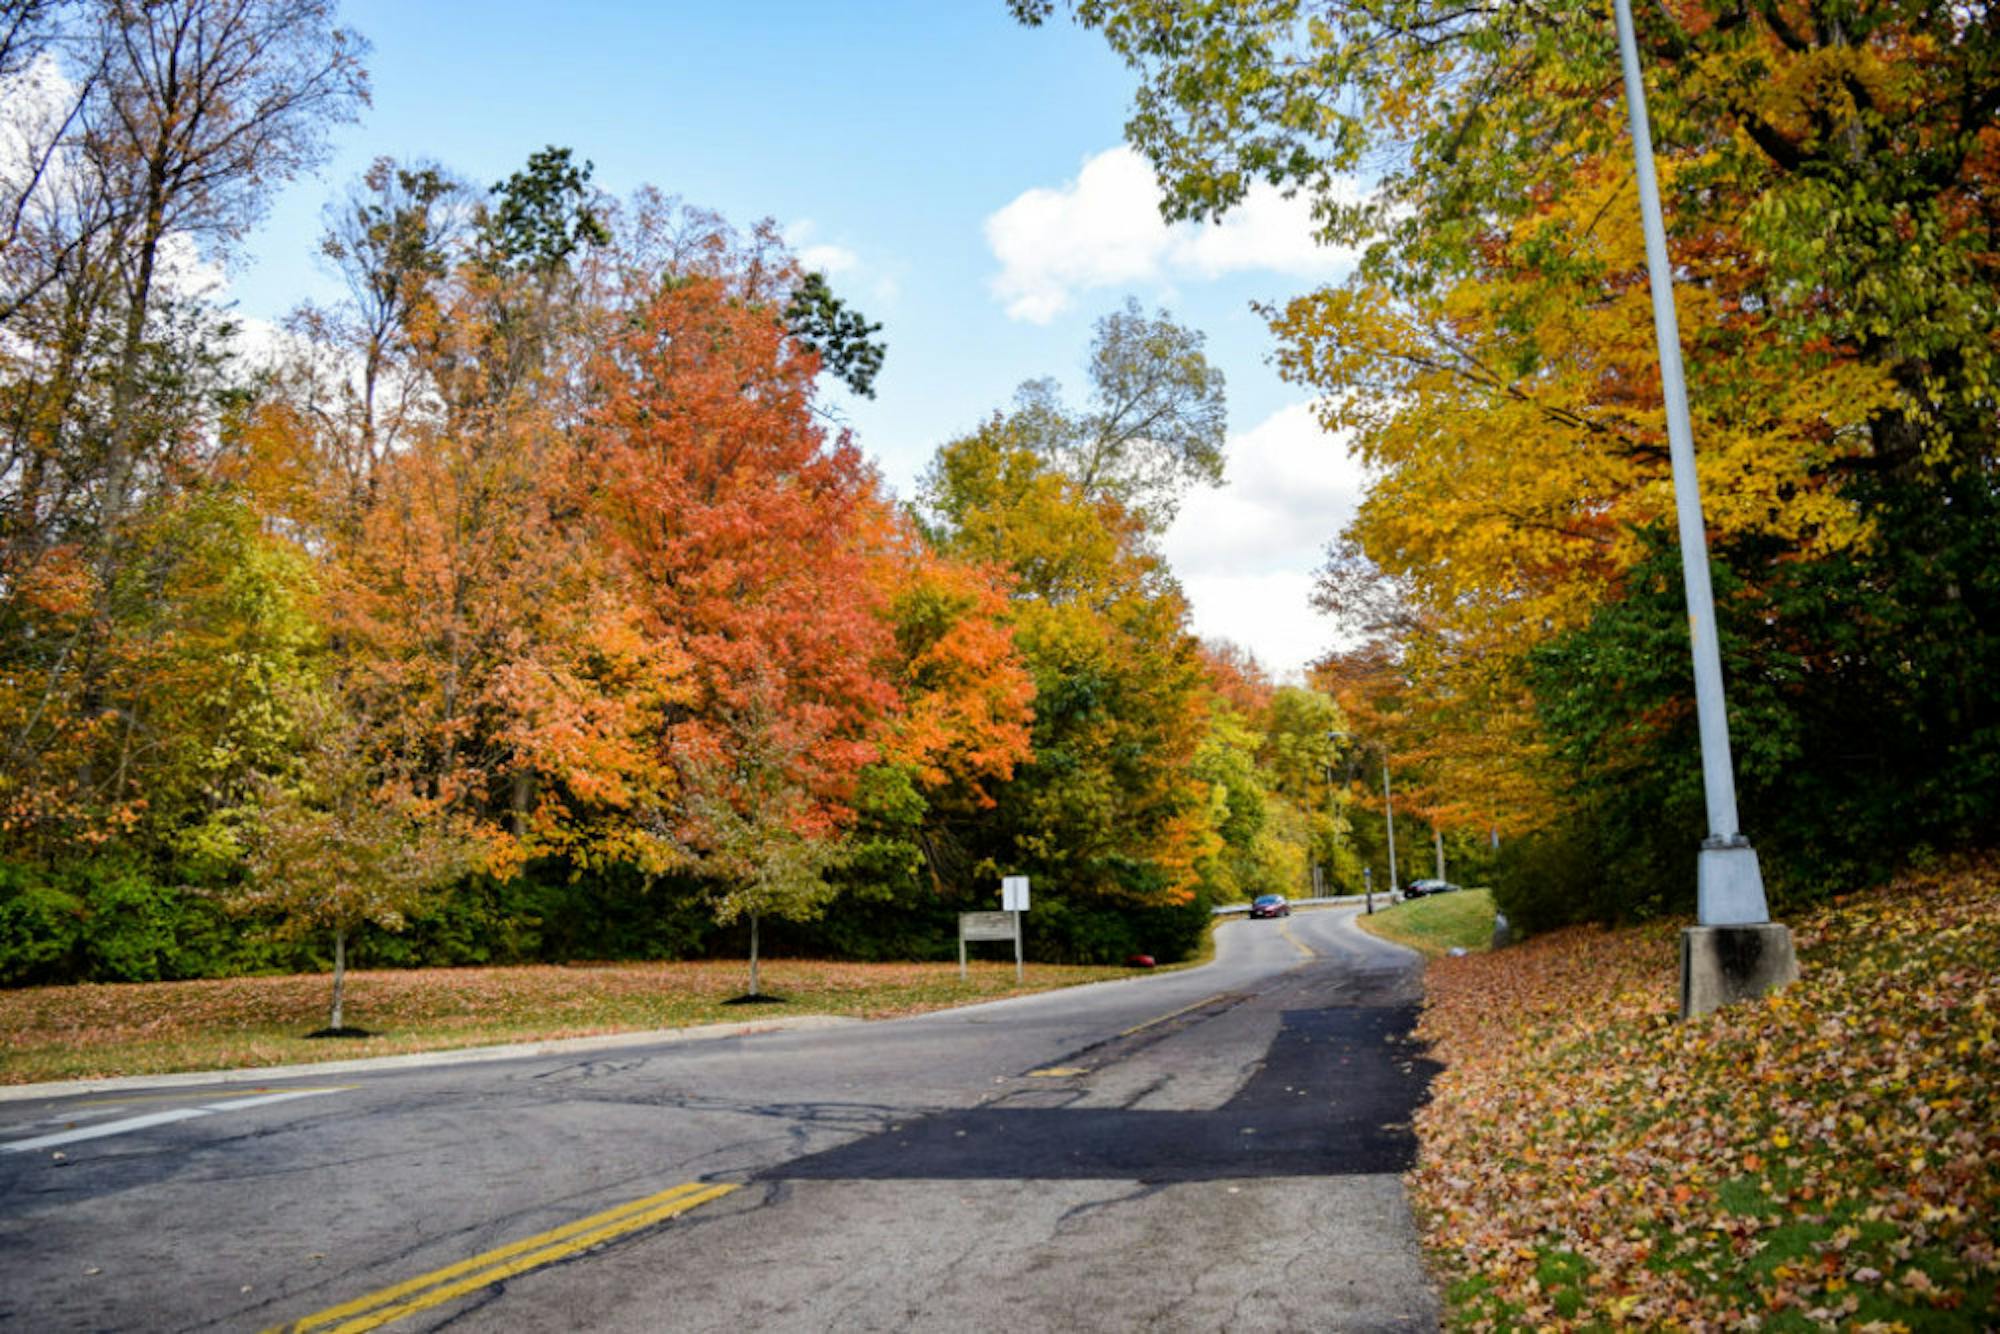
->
[1680, 923, 1799, 1019]
[1697, 839, 1770, 925]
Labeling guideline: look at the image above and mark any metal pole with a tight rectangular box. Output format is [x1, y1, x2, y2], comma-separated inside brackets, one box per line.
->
[1323, 764, 1336, 902]
[1013, 911, 1023, 983]
[1383, 761, 1398, 899]
[1613, 0, 1770, 926]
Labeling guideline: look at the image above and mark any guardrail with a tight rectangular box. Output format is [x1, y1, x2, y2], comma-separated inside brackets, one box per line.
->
[1210, 893, 1397, 916]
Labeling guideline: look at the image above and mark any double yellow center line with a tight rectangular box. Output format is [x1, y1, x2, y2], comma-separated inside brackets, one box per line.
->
[271, 1180, 738, 1333]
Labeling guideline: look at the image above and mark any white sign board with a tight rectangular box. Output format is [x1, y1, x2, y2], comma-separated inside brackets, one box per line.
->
[1001, 876, 1030, 912]
[960, 911, 1016, 941]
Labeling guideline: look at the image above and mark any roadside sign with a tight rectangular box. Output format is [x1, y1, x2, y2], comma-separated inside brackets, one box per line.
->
[960, 911, 1015, 940]
[959, 910, 1024, 983]
[1001, 876, 1029, 912]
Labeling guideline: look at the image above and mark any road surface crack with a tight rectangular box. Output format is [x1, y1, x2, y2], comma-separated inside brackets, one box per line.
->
[1052, 1180, 1168, 1233]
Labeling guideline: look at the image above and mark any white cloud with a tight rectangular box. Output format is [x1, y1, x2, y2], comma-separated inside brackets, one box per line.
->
[226, 310, 303, 372]
[1163, 401, 1367, 574]
[785, 219, 861, 276]
[797, 243, 859, 275]
[984, 146, 1358, 324]
[1167, 185, 1345, 280]
[984, 148, 1170, 322]
[1177, 570, 1334, 682]
[1161, 401, 1371, 678]
[1, 53, 73, 185]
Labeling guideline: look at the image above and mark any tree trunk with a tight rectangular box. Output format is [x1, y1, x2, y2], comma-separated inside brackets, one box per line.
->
[75, 171, 167, 800]
[749, 913, 760, 997]
[329, 928, 347, 1031]
[1435, 828, 1446, 882]
[99, 202, 163, 549]
[511, 769, 534, 837]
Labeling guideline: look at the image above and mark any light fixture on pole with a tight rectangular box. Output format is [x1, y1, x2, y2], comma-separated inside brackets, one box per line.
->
[1612, 0, 1797, 1015]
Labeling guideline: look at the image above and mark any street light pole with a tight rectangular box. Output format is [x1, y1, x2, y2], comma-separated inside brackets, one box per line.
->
[1613, 0, 1798, 1012]
[1612, 0, 1767, 926]
[1326, 758, 1377, 916]
[1332, 730, 1398, 904]
[1322, 762, 1344, 909]
[1382, 759, 1398, 900]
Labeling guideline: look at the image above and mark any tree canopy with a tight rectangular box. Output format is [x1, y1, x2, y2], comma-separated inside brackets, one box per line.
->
[1022, 0, 2000, 920]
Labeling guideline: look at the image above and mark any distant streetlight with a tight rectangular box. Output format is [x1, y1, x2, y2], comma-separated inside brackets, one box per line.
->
[1330, 731, 1396, 907]
[1613, 0, 1798, 1013]
[1322, 759, 1364, 913]
[1382, 758, 1398, 899]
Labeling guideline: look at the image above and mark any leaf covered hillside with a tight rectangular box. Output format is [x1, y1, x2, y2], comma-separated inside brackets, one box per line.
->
[1411, 861, 2000, 1330]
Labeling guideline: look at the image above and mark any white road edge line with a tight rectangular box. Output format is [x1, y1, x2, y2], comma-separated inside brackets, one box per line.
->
[197, 1088, 344, 1113]
[3, 1107, 210, 1152]
[2, 1087, 343, 1153]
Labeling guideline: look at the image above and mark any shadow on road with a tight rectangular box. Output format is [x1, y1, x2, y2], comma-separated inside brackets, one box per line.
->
[763, 1004, 1439, 1183]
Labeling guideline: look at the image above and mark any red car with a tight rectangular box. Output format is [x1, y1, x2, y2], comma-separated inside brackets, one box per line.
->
[1248, 894, 1291, 919]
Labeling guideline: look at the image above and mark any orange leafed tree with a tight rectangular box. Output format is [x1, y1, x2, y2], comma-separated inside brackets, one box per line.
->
[871, 521, 1034, 811]
[584, 269, 899, 863]
[1197, 639, 1276, 720]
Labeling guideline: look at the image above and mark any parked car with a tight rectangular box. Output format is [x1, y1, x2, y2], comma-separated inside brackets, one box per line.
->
[1248, 894, 1291, 919]
[1402, 879, 1461, 899]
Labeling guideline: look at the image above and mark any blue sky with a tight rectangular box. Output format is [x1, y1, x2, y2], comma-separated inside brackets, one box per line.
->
[229, 1, 1368, 678]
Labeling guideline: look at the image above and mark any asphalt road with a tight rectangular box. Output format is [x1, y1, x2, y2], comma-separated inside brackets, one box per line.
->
[0, 907, 1442, 1332]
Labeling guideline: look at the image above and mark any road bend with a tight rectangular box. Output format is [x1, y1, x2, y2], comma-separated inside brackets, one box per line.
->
[0, 908, 1441, 1332]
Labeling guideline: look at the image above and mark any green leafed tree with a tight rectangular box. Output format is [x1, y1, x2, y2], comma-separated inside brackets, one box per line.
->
[479, 145, 612, 275]
[784, 270, 886, 399]
[1188, 697, 1276, 903]
[239, 690, 472, 1032]
[919, 415, 1214, 959]
[1004, 298, 1226, 530]
[681, 719, 847, 1000]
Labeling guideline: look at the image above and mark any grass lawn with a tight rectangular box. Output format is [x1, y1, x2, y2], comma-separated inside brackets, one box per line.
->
[1409, 859, 1999, 1330]
[0, 957, 1140, 1086]
[1354, 888, 1497, 957]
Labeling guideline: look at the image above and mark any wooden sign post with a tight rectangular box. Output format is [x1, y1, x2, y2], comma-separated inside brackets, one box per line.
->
[959, 876, 1030, 982]
[958, 911, 1018, 981]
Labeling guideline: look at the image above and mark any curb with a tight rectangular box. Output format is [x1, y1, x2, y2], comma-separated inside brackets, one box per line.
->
[1, 925, 1281, 1105]
[0, 1014, 863, 1103]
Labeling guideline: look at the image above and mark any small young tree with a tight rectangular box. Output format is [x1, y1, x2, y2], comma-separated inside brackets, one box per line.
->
[698, 802, 844, 1000]
[681, 715, 846, 1000]
[240, 691, 470, 1032]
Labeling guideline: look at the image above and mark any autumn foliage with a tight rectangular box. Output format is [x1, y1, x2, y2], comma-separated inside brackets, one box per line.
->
[1410, 860, 2000, 1329]
[2, 4, 1317, 986]
[584, 272, 896, 851]
[1046, 0, 2000, 920]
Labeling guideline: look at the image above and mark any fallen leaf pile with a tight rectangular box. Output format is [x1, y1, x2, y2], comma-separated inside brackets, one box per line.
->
[1410, 858, 1999, 1331]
